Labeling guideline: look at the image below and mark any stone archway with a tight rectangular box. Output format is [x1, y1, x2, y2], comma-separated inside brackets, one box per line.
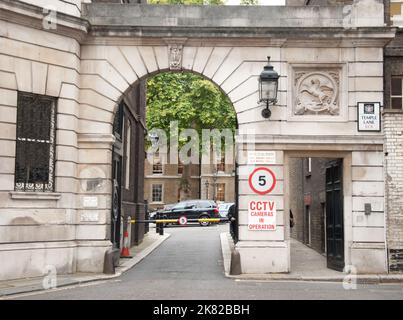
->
[77, 42, 277, 269]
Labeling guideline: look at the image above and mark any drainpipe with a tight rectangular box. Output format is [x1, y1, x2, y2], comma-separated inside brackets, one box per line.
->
[384, 143, 390, 273]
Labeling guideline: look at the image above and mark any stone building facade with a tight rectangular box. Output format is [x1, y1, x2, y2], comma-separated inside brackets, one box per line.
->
[144, 160, 236, 211]
[0, 0, 400, 280]
[200, 161, 236, 204]
[144, 161, 200, 211]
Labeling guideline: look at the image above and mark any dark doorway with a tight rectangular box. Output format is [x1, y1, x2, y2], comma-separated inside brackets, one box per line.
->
[325, 159, 345, 271]
[112, 81, 147, 249]
[111, 101, 124, 249]
[289, 156, 344, 274]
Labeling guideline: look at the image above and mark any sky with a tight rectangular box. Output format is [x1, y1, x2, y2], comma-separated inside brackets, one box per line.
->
[225, 0, 286, 5]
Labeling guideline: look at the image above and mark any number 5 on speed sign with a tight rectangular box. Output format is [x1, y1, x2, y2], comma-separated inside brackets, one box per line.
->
[248, 167, 277, 195]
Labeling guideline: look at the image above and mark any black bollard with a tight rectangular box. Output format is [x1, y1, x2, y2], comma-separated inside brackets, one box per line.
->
[156, 222, 160, 234]
[159, 223, 164, 236]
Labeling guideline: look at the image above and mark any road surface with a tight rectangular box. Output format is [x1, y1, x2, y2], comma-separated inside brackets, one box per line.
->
[12, 224, 403, 300]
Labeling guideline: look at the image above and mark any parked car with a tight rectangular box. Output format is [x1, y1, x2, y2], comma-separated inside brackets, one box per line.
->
[157, 200, 220, 226]
[149, 204, 175, 220]
[148, 209, 159, 219]
[218, 202, 235, 219]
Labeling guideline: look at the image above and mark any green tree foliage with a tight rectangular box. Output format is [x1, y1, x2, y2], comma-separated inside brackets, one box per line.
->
[146, 72, 236, 143]
[146, 72, 236, 200]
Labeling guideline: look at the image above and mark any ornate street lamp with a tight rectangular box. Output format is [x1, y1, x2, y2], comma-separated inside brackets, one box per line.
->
[212, 169, 218, 202]
[205, 180, 209, 199]
[259, 56, 279, 119]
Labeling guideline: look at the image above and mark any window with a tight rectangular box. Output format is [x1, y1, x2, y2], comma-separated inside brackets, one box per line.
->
[391, 2, 403, 17]
[391, 77, 403, 109]
[152, 184, 163, 202]
[113, 102, 124, 140]
[216, 183, 225, 202]
[14, 92, 56, 192]
[178, 161, 184, 175]
[197, 201, 214, 208]
[152, 157, 163, 174]
[185, 201, 197, 209]
[172, 201, 187, 210]
[216, 156, 225, 172]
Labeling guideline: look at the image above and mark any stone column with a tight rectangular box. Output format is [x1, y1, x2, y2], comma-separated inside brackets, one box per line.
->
[75, 133, 115, 273]
[236, 143, 288, 273]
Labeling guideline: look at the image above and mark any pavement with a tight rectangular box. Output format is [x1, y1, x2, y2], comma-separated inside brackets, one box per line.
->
[221, 232, 403, 284]
[0, 230, 170, 298]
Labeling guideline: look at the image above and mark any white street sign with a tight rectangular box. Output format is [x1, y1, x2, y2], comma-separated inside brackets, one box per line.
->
[247, 151, 276, 165]
[248, 200, 276, 231]
[178, 216, 187, 225]
[248, 167, 277, 195]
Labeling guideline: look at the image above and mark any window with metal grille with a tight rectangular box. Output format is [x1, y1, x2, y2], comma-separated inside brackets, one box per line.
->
[216, 183, 225, 202]
[152, 184, 163, 203]
[14, 92, 57, 192]
[113, 101, 124, 140]
[391, 77, 403, 109]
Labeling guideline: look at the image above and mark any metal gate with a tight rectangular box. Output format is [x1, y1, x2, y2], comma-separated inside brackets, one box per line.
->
[230, 159, 239, 243]
[325, 159, 344, 271]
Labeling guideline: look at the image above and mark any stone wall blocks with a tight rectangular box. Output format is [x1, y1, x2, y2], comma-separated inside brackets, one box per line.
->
[0, 89, 17, 107]
[239, 226, 285, 241]
[0, 71, 17, 90]
[31, 62, 48, 95]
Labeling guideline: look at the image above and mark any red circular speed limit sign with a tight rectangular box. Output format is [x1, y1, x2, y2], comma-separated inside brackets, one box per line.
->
[248, 167, 277, 195]
[178, 216, 188, 225]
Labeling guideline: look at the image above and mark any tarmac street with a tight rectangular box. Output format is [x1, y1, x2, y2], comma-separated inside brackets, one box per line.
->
[9, 224, 403, 300]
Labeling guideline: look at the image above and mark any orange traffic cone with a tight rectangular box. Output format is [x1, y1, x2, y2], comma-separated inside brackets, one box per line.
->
[120, 230, 132, 258]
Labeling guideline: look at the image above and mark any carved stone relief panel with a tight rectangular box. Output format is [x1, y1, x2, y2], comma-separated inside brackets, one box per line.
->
[293, 67, 341, 116]
[168, 44, 183, 70]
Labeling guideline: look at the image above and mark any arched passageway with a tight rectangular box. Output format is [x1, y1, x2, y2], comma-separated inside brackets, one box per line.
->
[110, 70, 238, 250]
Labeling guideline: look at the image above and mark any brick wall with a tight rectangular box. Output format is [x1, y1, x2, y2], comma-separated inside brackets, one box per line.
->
[289, 157, 339, 255]
[289, 158, 304, 242]
[384, 111, 403, 272]
[302, 158, 329, 254]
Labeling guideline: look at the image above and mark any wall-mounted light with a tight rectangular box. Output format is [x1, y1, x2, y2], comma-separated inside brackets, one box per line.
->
[259, 56, 279, 119]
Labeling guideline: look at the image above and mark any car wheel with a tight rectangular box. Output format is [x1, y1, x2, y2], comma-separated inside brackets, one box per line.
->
[199, 214, 210, 227]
